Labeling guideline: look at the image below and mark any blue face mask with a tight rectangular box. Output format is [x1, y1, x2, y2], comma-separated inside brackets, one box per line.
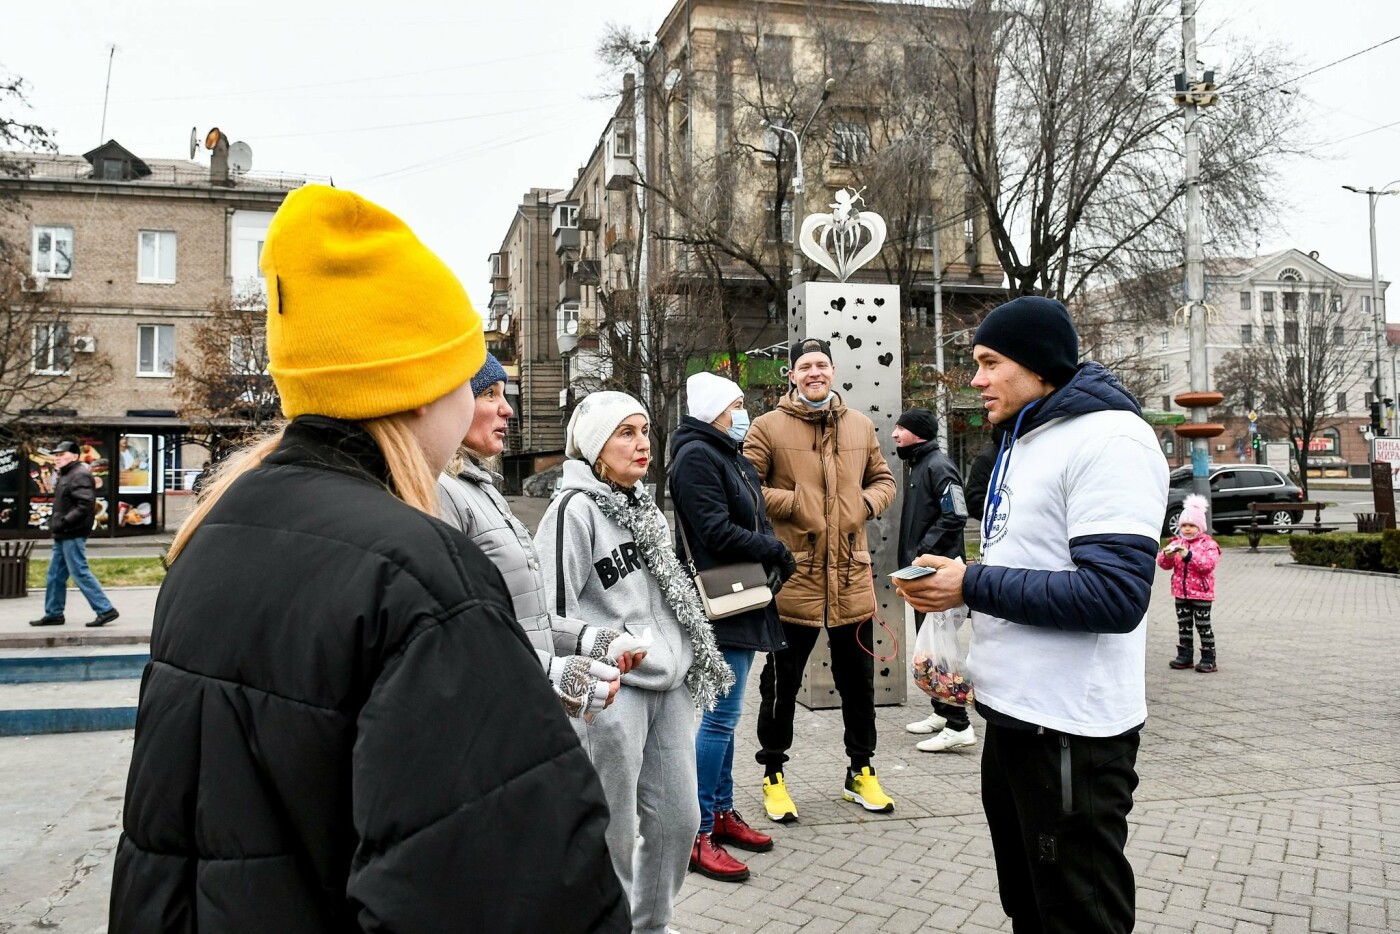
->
[726, 408, 751, 442]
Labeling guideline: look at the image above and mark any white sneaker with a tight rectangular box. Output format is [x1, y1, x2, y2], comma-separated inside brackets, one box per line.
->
[916, 724, 976, 752]
[905, 711, 947, 734]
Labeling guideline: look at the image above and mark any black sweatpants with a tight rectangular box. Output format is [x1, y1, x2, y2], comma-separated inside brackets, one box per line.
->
[981, 721, 1140, 934]
[913, 610, 971, 731]
[755, 620, 877, 773]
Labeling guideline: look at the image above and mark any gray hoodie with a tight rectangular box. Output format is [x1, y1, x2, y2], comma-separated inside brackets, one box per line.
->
[535, 460, 692, 693]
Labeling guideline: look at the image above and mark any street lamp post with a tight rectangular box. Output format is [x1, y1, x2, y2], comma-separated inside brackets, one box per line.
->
[1342, 181, 1400, 438]
[760, 78, 835, 289]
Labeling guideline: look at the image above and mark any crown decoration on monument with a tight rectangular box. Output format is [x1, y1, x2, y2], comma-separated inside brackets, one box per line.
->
[798, 187, 887, 283]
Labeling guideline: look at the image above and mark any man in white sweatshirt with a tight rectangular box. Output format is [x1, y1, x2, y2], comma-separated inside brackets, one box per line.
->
[895, 296, 1168, 934]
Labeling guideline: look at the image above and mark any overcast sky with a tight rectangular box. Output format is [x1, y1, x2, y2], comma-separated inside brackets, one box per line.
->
[5, 0, 1399, 321]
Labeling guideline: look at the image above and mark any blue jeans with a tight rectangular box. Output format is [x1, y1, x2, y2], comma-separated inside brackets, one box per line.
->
[45, 537, 114, 618]
[695, 647, 754, 833]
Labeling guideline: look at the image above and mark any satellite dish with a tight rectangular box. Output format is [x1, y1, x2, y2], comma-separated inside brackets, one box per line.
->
[204, 127, 223, 150]
[228, 141, 253, 174]
[188, 127, 198, 159]
[564, 317, 579, 335]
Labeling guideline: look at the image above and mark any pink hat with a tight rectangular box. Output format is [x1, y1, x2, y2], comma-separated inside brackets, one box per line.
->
[1178, 494, 1208, 532]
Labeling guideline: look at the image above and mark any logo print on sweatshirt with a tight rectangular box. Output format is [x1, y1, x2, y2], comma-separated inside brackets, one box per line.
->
[984, 485, 1012, 548]
[595, 541, 643, 589]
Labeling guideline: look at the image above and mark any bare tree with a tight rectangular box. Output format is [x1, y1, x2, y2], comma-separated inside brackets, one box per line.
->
[0, 67, 55, 264]
[898, 0, 1307, 301]
[173, 288, 280, 454]
[0, 267, 113, 439]
[1213, 292, 1368, 496]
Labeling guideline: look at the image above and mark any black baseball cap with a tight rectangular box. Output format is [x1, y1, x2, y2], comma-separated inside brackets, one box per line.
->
[52, 441, 80, 455]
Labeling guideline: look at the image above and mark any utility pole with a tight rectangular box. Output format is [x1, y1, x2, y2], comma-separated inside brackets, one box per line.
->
[1181, 0, 1212, 508]
[932, 227, 947, 446]
[634, 46, 652, 410]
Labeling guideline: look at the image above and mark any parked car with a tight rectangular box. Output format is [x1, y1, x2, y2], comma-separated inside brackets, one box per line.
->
[1163, 464, 1304, 534]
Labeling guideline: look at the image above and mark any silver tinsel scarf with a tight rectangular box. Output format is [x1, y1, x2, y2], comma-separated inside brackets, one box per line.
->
[581, 485, 734, 712]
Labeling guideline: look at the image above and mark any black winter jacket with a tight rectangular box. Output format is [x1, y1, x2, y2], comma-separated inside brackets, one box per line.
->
[110, 417, 628, 934]
[669, 418, 788, 653]
[897, 440, 967, 568]
[49, 460, 96, 540]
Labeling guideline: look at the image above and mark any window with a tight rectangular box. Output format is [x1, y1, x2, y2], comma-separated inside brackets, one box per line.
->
[554, 204, 578, 230]
[760, 35, 793, 82]
[1282, 291, 1298, 313]
[1240, 324, 1253, 344]
[1264, 324, 1277, 344]
[1160, 330, 1169, 349]
[831, 121, 870, 164]
[31, 225, 73, 278]
[762, 118, 789, 159]
[1310, 292, 1323, 313]
[1261, 291, 1275, 312]
[1210, 471, 1238, 491]
[138, 230, 177, 283]
[1161, 394, 1172, 411]
[1159, 363, 1171, 381]
[1135, 336, 1146, 354]
[914, 215, 935, 250]
[1283, 321, 1298, 345]
[1337, 392, 1348, 412]
[1362, 296, 1372, 315]
[612, 121, 633, 158]
[490, 253, 504, 277]
[137, 324, 176, 377]
[229, 333, 269, 375]
[1239, 291, 1252, 310]
[32, 323, 71, 374]
[764, 195, 793, 242]
[1332, 326, 1344, 346]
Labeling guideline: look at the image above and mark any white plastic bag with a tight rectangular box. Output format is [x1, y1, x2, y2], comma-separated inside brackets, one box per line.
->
[910, 608, 973, 706]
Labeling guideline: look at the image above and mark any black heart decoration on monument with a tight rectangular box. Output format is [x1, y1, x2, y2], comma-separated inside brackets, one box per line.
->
[846, 335, 863, 349]
[873, 297, 885, 306]
[867, 315, 877, 323]
[842, 382, 853, 391]
[877, 352, 893, 366]
[831, 297, 847, 311]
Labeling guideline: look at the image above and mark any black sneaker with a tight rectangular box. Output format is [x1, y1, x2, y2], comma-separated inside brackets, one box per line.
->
[87, 608, 120, 628]
[28, 615, 65, 627]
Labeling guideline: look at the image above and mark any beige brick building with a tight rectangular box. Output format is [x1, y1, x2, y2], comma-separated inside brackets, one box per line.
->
[0, 139, 308, 535]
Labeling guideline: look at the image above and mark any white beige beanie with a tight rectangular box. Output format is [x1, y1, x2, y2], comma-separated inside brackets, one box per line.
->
[566, 391, 648, 464]
[687, 372, 743, 425]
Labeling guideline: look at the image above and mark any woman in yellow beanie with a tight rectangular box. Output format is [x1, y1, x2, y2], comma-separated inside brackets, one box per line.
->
[110, 185, 628, 933]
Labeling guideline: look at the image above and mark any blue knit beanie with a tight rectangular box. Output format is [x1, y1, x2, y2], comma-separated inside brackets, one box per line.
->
[972, 296, 1080, 387]
[469, 352, 507, 396]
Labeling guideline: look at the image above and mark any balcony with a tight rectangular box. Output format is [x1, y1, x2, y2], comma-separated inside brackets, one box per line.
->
[576, 259, 601, 286]
[578, 205, 600, 231]
[606, 120, 635, 190]
[554, 226, 579, 256]
[559, 277, 581, 304]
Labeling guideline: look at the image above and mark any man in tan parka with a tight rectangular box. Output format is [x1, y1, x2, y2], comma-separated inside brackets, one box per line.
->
[743, 337, 897, 821]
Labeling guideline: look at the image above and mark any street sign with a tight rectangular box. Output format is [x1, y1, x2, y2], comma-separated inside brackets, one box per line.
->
[1372, 438, 1400, 490]
[1248, 421, 1258, 435]
[1247, 410, 1258, 423]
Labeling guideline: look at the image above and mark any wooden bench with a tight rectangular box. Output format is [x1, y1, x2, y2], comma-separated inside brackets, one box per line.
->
[1244, 501, 1337, 551]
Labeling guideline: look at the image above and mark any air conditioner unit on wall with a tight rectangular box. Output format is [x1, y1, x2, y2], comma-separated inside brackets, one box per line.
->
[21, 275, 48, 293]
[72, 335, 97, 354]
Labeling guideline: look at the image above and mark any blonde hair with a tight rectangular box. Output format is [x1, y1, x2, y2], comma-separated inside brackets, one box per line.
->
[167, 413, 440, 564]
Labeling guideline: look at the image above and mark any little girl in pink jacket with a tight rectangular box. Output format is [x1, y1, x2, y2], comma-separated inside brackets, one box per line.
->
[1157, 494, 1221, 672]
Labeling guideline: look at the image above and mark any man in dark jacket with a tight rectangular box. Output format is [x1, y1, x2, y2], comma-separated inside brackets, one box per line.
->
[29, 440, 118, 628]
[964, 424, 1006, 522]
[891, 408, 975, 754]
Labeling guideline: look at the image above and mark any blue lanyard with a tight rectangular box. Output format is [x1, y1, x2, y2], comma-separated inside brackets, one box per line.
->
[981, 402, 1038, 540]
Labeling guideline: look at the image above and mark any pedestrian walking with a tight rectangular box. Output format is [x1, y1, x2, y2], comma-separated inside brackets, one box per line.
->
[892, 407, 975, 753]
[893, 296, 1169, 934]
[29, 440, 118, 628]
[437, 352, 647, 717]
[110, 185, 628, 934]
[743, 337, 898, 820]
[670, 372, 796, 883]
[1158, 493, 1221, 673]
[537, 390, 733, 934]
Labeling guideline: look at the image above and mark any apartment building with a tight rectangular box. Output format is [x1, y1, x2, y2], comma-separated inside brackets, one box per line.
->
[0, 139, 307, 536]
[1085, 249, 1389, 475]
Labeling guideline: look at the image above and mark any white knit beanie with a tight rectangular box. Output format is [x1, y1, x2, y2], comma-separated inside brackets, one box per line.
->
[687, 372, 743, 425]
[566, 391, 649, 464]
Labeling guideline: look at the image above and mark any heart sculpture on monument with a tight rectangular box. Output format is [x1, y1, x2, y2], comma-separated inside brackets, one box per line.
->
[798, 188, 887, 283]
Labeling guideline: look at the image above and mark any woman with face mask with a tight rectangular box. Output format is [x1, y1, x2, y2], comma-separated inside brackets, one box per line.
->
[668, 373, 796, 883]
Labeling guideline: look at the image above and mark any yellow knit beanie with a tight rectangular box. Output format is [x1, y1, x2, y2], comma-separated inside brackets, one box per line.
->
[261, 184, 484, 420]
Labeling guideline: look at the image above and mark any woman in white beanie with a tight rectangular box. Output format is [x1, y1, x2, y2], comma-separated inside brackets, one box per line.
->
[670, 372, 796, 884]
[536, 389, 733, 934]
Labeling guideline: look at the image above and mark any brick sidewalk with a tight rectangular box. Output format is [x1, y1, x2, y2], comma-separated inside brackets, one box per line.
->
[1, 551, 1396, 932]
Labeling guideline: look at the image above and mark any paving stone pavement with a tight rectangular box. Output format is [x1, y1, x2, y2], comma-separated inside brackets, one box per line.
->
[0, 550, 1396, 932]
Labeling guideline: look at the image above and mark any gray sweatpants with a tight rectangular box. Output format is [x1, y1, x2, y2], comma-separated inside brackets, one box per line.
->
[573, 683, 699, 934]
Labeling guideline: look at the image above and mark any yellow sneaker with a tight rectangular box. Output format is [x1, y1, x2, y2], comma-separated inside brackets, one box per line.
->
[762, 772, 799, 823]
[843, 766, 894, 813]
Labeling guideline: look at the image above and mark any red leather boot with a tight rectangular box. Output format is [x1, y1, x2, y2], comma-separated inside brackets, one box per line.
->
[713, 808, 774, 853]
[689, 833, 750, 882]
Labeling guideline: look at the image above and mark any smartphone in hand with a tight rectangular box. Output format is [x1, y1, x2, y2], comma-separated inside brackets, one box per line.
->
[890, 565, 937, 581]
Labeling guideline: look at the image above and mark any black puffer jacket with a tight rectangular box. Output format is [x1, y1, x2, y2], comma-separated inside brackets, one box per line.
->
[110, 417, 628, 934]
[49, 460, 96, 540]
[897, 439, 967, 567]
[669, 418, 788, 652]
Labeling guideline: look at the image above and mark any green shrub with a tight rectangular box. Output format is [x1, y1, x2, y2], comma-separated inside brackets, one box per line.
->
[1382, 529, 1400, 573]
[1290, 533, 1385, 571]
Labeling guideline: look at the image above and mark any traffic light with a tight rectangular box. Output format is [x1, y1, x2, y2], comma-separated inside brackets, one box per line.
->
[1251, 434, 1261, 453]
[1372, 400, 1385, 435]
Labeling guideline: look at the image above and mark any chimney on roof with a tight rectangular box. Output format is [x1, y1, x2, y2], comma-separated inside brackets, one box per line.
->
[210, 133, 230, 186]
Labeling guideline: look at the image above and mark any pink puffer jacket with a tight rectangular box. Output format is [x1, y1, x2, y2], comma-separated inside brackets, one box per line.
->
[1157, 533, 1219, 601]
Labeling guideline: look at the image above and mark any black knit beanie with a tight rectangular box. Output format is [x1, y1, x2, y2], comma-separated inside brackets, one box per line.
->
[896, 407, 938, 442]
[972, 296, 1080, 386]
